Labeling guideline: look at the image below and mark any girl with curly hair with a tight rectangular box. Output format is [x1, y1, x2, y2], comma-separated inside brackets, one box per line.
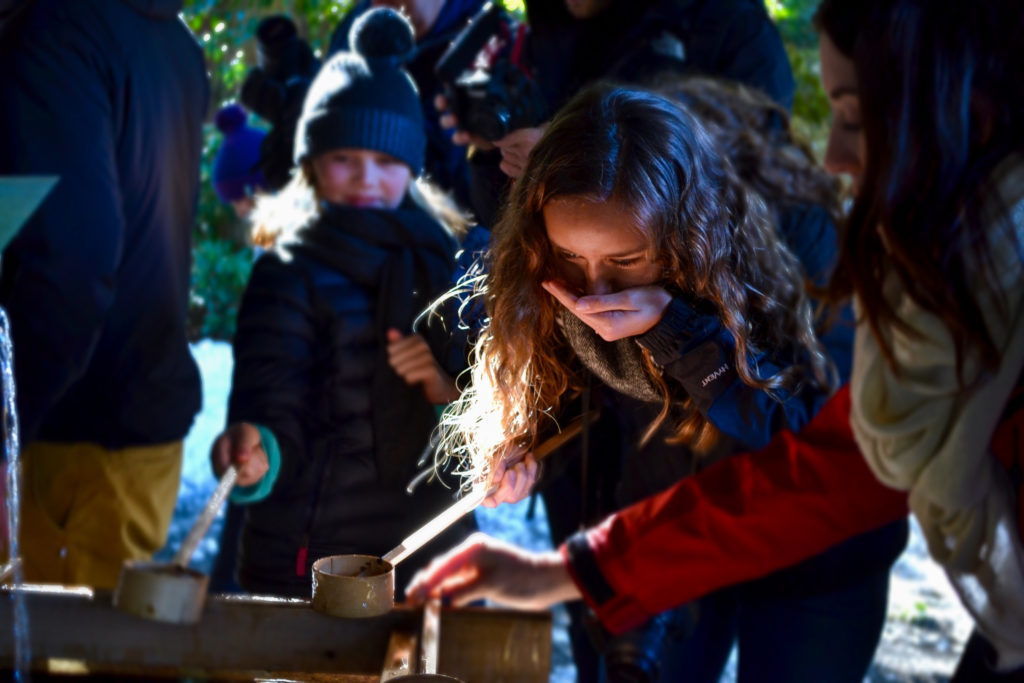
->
[413, 82, 909, 682]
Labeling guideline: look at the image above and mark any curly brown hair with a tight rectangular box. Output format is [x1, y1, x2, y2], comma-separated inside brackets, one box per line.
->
[439, 83, 832, 482]
[656, 75, 843, 232]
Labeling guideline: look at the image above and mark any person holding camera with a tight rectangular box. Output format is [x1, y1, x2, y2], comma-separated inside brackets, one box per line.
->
[208, 8, 477, 597]
[432, 2, 804, 679]
[435, 0, 794, 226]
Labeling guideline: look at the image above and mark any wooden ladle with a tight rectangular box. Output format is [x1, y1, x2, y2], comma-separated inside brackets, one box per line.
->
[112, 465, 238, 623]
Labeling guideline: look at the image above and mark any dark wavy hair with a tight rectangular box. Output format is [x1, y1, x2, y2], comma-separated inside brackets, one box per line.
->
[815, 0, 1024, 382]
[439, 83, 831, 479]
[657, 75, 843, 249]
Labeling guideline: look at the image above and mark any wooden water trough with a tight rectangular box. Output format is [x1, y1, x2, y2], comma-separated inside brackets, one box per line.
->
[0, 582, 552, 681]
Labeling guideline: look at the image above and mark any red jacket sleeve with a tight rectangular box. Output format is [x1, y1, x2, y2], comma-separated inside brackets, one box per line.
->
[560, 385, 909, 634]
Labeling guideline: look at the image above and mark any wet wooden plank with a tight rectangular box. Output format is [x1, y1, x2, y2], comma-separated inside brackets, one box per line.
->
[0, 584, 416, 679]
[0, 585, 552, 682]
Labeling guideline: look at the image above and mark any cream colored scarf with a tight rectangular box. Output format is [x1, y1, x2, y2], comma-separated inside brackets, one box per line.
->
[850, 154, 1024, 670]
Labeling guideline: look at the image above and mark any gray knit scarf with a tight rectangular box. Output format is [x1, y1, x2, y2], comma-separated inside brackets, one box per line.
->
[560, 311, 665, 404]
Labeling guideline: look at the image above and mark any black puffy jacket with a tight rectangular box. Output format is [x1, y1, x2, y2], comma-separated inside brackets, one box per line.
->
[227, 202, 475, 597]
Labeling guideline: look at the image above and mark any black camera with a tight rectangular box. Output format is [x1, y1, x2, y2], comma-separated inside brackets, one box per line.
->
[239, 15, 321, 191]
[435, 2, 548, 142]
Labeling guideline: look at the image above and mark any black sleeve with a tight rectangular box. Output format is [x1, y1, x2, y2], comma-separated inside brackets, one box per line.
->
[0, 14, 122, 443]
[228, 254, 320, 484]
[637, 297, 832, 450]
[687, 0, 796, 111]
[466, 147, 510, 230]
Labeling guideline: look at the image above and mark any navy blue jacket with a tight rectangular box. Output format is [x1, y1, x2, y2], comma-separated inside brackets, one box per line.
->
[636, 203, 848, 452]
[526, 0, 795, 113]
[227, 203, 474, 596]
[0, 0, 206, 448]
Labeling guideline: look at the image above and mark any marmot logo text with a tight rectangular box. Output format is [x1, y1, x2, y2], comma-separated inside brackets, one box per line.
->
[701, 363, 729, 388]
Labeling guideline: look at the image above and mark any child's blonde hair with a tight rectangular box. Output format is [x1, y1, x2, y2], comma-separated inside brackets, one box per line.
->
[250, 160, 471, 249]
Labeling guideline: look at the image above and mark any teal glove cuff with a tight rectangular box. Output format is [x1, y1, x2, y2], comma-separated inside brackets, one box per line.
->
[228, 423, 282, 504]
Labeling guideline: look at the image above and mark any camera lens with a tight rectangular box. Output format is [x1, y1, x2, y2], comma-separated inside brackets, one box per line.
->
[467, 103, 511, 142]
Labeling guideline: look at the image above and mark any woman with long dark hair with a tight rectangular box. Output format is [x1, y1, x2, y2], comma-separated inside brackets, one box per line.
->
[814, 0, 1024, 676]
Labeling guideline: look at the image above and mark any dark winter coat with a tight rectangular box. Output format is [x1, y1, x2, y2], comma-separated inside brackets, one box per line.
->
[227, 202, 474, 597]
[526, 0, 795, 113]
[0, 0, 206, 448]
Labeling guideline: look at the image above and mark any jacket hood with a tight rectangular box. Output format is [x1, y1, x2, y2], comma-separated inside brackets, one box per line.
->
[121, 0, 183, 21]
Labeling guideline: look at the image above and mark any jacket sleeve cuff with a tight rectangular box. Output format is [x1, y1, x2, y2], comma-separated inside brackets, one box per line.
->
[560, 526, 655, 635]
[229, 423, 282, 504]
[636, 297, 711, 366]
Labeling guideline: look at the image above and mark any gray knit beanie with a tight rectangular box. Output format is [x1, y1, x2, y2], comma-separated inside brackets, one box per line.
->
[293, 7, 425, 174]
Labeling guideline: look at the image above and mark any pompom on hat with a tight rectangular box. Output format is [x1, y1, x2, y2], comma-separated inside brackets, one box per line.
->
[212, 104, 267, 203]
[293, 7, 425, 174]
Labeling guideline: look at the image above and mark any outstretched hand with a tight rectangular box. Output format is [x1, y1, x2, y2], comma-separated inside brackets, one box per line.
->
[404, 532, 581, 609]
[210, 421, 269, 486]
[386, 329, 460, 404]
[481, 448, 539, 508]
[542, 280, 672, 341]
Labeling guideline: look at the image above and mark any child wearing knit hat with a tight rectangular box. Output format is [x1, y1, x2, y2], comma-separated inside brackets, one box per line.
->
[212, 103, 266, 219]
[207, 7, 477, 598]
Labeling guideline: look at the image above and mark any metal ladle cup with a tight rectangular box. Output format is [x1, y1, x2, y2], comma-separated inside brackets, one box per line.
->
[113, 465, 238, 623]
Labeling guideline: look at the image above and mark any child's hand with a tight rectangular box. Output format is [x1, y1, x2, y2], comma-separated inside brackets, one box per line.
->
[210, 422, 269, 487]
[481, 448, 539, 508]
[493, 124, 548, 178]
[386, 329, 460, 404]
[542, 280, 672, 341]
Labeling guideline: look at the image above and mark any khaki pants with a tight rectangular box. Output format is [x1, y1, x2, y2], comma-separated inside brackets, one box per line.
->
[15, 440, 182, 589]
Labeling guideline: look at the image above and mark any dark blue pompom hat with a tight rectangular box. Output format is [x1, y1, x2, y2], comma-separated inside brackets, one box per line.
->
[293, 7, 425, 174]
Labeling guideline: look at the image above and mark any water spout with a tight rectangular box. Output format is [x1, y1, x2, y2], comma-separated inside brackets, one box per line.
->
[2, 308, 31, 680]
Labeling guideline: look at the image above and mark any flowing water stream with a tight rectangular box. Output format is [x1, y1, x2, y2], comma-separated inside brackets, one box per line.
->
[2, 308, 31, 680]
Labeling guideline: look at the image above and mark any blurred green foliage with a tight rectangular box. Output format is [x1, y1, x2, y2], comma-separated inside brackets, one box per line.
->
[766, 0, 830, 158]
[182, 0, 829, 340]
[183, 0, 356, 340]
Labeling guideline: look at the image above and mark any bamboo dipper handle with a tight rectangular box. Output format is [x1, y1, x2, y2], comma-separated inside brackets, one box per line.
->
[381, 411, 596, 567]
[174, 464, 238, 568]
